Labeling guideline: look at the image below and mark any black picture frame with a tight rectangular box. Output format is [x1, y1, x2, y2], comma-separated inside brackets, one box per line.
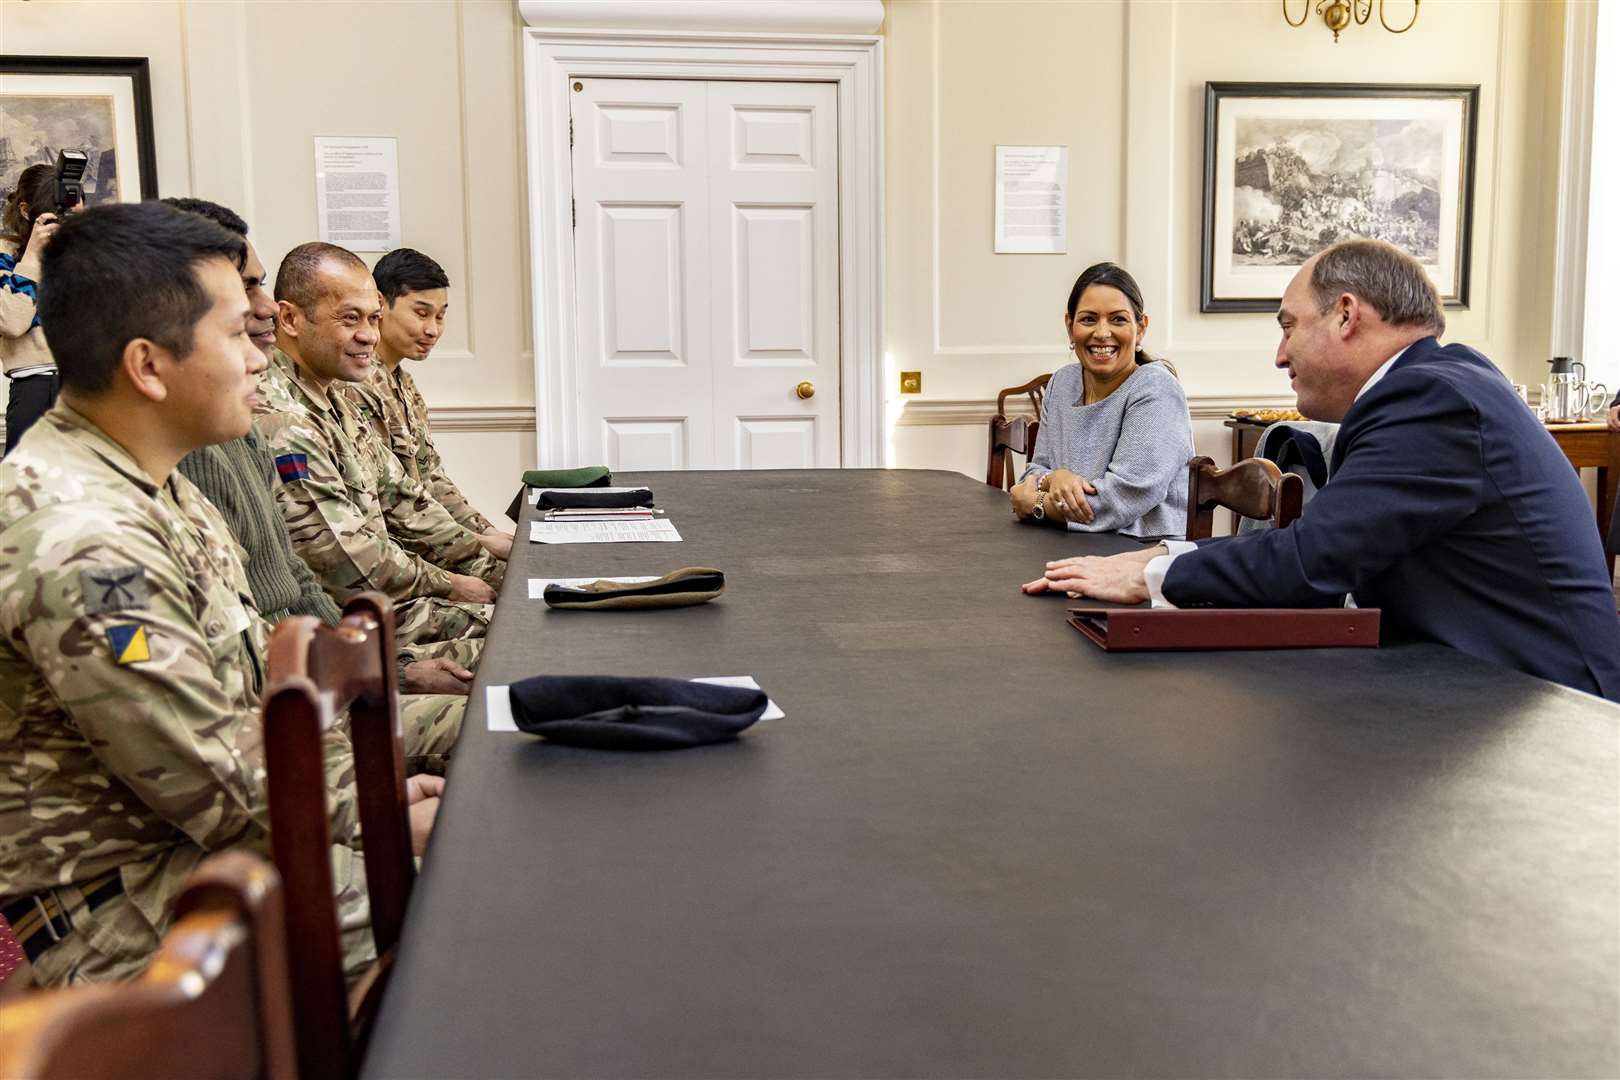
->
[0, 54, 159, 202]
[1201, 81, 1478, 313]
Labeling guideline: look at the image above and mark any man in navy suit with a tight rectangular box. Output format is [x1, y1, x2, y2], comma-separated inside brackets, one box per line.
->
[1025, 239, 1620, 700]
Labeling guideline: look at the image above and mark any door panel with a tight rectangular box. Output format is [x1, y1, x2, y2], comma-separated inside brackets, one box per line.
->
[594, 103, 684, 166]
[599, 204, 686, 364]
[734, 417, 818, 469]
[603, 418, 688, 471]
[731, 106, 816, 168]
[707, 81, 839, 468]
[572, 78, 838, 470]
[734, 205, 814, 361]
[572, 79, 713, 466]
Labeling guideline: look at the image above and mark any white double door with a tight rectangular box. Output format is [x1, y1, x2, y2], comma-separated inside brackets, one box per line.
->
[571, 78, 840, 470]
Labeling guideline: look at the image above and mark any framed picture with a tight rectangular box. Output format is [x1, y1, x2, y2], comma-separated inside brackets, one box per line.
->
[0, 55, 158, 209]
[1201, 82, 1478, 313]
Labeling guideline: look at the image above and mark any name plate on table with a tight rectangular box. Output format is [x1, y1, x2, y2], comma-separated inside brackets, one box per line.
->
[1067, 607, 1379, 652]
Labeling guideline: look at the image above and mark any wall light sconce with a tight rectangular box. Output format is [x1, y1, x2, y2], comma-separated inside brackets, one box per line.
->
[1283, 0, 1419, 42]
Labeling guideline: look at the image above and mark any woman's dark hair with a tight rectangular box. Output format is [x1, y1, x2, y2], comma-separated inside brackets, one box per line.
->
[2, 164, 59, 250]
[1064, 260, 1168, 369]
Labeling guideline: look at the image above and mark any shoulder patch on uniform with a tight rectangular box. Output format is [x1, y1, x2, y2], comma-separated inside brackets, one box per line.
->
[274, 452, 310, 483]
[106, 623, 152, 664]
[80, 565, 150, 614]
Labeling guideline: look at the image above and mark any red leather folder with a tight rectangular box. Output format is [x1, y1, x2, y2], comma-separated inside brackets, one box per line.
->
[1067, 606, 1379, 652]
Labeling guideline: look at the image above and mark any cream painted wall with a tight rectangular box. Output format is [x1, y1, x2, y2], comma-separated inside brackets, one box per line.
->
[2, 0, 534, 525]
[4, 0, 1570, 510]
[884, 0, 1567, 482]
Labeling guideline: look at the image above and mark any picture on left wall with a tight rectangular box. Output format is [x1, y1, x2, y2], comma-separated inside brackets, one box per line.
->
[0, 56, 158, 204]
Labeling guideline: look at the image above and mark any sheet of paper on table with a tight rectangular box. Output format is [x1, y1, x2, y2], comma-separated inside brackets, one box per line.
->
[486, 676, 785, 731]
[529, 486, 648, 507]
[529, 519, 682, 544]
[527, 575, 659, 600]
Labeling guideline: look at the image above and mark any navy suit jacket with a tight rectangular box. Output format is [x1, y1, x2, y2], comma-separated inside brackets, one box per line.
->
[1165, 336, 1620, 700]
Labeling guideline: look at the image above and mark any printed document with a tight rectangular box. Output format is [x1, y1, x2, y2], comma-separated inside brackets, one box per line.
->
[529, 519, 682, 544]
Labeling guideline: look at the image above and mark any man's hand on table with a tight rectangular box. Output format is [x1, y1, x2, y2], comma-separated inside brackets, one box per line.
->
[1607, 404, 1620, 432]
[479, 530, 514, 561]
[403, 657, 474, 696]
[406, 773, 445, 856]
[1021, 544, 1165, 604]
[448, 572, 498, 604]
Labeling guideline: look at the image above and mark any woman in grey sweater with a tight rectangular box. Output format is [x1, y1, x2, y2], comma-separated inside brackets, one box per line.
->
[1009, 262, 1194, 538]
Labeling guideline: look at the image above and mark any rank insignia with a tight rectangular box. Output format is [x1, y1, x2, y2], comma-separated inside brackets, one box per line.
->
[275, 452, 311, 483]
[80, 565, 150, 614]
[106, 623, 152, 665]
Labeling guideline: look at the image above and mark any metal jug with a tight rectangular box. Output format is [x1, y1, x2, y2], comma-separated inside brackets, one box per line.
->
[1545, 356, 1587, 422]
[1543, 357, 1609, 422]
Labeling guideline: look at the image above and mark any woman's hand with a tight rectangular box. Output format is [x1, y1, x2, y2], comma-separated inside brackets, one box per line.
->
[20, 212, 59, 268]
[1009, 476, 1040, 519]
[1042, 469, 1098, 525]
[1607, 404, 1620, 433]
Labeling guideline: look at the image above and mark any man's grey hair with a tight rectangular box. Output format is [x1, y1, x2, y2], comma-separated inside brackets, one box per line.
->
[1309, 238, 1445, 336]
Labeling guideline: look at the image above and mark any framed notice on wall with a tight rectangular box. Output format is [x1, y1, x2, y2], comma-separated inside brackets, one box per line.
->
[994, 145, 1068, 254]
[314, 136, 401, 252]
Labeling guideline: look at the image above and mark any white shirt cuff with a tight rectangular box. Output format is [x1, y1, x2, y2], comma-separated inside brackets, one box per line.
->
[1144, 540, 1197, 609]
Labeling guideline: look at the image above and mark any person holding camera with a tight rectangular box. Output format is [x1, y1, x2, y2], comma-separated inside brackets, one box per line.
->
[0, 163, 63, 454]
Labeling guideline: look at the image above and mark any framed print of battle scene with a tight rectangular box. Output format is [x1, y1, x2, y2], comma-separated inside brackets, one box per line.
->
[1202, 81, 1478, 312]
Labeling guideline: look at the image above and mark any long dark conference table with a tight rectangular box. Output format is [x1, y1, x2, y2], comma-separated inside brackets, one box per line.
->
[363, 469, 1619, 1079]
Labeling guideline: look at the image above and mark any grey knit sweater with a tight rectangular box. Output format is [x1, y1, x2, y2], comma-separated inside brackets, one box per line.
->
[1019, 360, 1194, 538]
[178, 432, 343, 624]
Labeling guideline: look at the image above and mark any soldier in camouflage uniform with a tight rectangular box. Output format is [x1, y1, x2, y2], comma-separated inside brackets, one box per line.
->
[343, 247, 510, 546]
[159, 201, 472, 774]
[0, 204, 442, 986]
[254, 245, 507, 626]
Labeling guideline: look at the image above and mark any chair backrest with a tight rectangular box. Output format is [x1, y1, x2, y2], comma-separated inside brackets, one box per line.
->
[262, 592, 412, 1080]
[1184, 455, 1305, 540]
[0, 852, 297, 1080]
[986, 373, 1052, 489]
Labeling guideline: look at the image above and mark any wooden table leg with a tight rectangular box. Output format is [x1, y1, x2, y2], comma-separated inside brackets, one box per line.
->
[1603, 444, 1620, 578]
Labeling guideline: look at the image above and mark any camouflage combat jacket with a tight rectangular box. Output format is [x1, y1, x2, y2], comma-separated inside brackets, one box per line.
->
[255, 348, 496, 602]
[0, 404, 361, 984]
[344, 361, 495, 534]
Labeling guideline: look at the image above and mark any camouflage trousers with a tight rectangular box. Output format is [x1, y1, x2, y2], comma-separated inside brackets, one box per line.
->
[394, 596, 492, 644]
[397, 694, 465, 775]
[28, 842, 375, 989]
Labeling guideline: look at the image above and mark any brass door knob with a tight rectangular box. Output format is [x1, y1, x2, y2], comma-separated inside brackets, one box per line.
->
[795, 381, 815, 400]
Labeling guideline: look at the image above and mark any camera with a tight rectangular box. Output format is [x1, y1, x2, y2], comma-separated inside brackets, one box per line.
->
[53, 149, 88, 215]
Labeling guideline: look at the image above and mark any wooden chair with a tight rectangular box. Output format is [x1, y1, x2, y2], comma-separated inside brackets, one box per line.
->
[986, 373, 1052, 489]
[263, 592, 413, 1080]
[0, 851, 297, 1080]
[1185, 455, 1305, 540]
